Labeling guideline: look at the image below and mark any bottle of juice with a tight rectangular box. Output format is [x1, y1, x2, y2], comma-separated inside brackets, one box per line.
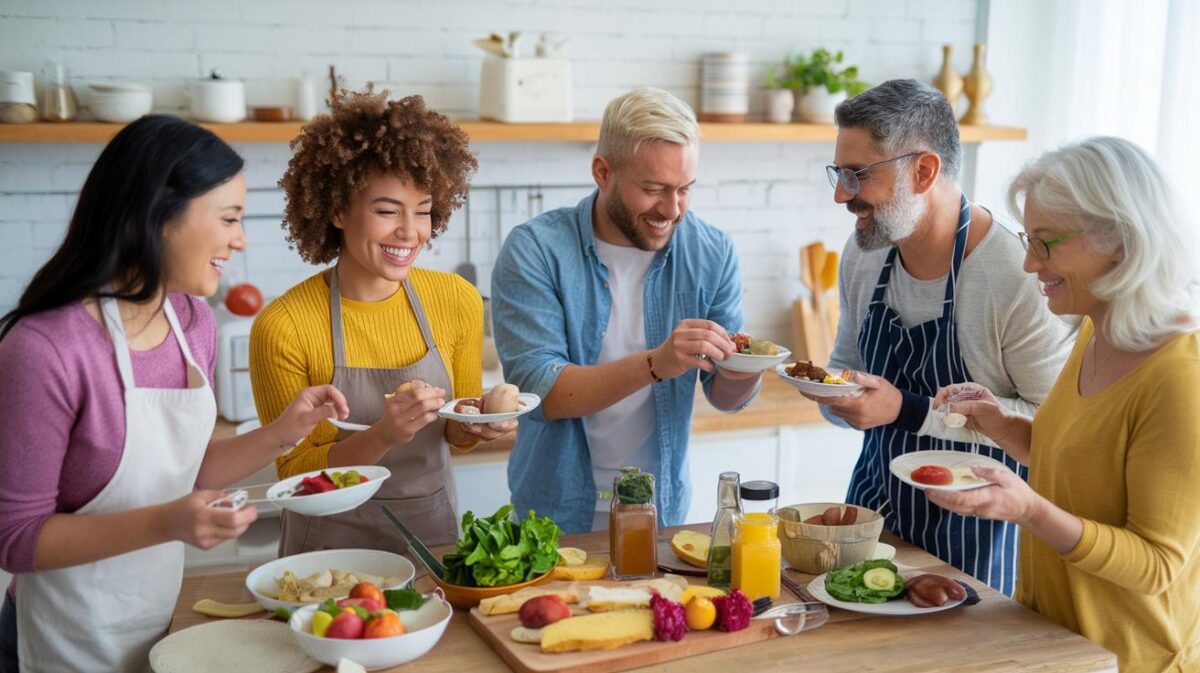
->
[609, 467, 657, 580]
[707, 471, 741, 588]
[731, 480, 780, 601]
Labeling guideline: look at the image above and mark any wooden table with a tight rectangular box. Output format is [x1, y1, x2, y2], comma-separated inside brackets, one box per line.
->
[170, 528, 1116, 673]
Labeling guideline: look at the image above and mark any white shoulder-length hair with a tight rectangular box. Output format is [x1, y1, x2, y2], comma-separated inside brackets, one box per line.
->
[1007, 136, 1200, 351]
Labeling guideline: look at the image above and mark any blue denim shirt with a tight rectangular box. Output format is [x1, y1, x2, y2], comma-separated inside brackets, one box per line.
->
[491, 191, 755, 533]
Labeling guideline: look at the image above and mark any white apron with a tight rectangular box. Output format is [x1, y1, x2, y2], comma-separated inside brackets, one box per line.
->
[16, 296, 216, 673]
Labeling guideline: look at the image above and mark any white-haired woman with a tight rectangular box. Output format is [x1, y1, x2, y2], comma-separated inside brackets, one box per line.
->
[928, 136, 1200, 673]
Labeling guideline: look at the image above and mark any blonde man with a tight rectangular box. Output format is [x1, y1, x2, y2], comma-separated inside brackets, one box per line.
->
[492, 88, 761, 532]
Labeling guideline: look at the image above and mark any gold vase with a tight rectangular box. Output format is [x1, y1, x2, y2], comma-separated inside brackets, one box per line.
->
[961, 43, 992, 126]
[931, 44, 963, 111]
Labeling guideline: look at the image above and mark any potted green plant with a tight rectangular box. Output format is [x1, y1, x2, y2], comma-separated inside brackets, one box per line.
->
[762, 65, 794, 124]
[784, 48, 869, 123]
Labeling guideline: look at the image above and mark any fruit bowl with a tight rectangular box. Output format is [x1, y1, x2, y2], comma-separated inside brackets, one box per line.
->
[776, 503, 884, 574]
[288, 591, 451, 670]
[246, 548, 415, 613]
[428, 569, 554, 610]
[267, 465, 390, 517]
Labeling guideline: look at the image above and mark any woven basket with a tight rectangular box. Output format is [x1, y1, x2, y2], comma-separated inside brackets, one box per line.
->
[777, 503, 884, 574]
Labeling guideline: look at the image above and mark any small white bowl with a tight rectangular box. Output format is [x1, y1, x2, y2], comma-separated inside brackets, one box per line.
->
[268, 465, 390, 517]
[246, 548, 416, 613]
[288, 592, 451, 670]
[86, 84, 152, 122]
[716, 347, 792, 373]
[774, 363, 865, 398]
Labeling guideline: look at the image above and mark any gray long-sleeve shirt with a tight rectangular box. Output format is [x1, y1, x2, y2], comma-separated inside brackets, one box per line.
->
[823, 215, 1076, 445]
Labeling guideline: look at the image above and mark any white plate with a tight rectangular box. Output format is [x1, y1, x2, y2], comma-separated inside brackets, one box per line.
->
[715, 347, 792, 373]
[807, 571, 966, 616]
[289, 594, 452, 670]
[267, 465, 390, 516]
[246, 548, 416, 613]
[774, 363, 865, 397]
[328, 417, 372, 432]
[872, 542, 897, 560]
[436, 392, 541, 423]
[889, 450, 1008, 492]
[150, 620, 321, 673]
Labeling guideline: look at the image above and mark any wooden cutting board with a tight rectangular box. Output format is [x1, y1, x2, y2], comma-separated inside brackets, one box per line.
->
[467, 579, 807, 673]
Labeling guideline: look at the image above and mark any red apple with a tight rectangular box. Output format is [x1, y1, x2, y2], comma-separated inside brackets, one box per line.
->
[324, 610, 365, 639]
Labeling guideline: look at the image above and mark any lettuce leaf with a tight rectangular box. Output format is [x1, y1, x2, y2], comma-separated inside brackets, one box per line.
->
[441, 505, 562, 587]
[824, 559, 906, 603]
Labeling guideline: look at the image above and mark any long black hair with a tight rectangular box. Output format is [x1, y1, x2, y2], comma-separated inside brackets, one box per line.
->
[0, 115, 244, 340]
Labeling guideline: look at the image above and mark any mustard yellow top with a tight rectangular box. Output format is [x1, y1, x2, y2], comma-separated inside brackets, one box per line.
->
[1020, 319, 1200, 673]
[249, 268, 484, 478]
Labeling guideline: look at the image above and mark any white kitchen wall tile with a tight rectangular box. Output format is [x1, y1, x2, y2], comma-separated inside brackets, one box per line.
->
[113, 20, 197, 52]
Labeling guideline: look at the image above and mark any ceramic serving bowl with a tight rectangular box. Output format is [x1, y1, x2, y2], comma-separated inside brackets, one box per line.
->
[777, 503, 884, 574]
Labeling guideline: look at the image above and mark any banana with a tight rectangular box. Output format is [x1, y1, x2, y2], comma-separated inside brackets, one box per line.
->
[191, 599, 266, 618]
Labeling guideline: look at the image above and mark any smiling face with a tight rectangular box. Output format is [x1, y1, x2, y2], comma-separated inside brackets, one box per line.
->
[161, 173, 247, 297]
[1021, 198, 1121, 317]
[334, 174, 433, 285]
[593, 140, 697, 251]
[832, 128, 926, 251]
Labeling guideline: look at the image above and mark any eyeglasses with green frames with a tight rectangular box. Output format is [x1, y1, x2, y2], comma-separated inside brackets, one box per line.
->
[1018, 231, 1082, 260]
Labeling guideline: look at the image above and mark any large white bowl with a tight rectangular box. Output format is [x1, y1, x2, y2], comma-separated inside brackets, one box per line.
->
[86, 84, 152, 122]
[246, 548, 416, 613]
[288, 592, 451, 670]
[268, 465, 390, 516]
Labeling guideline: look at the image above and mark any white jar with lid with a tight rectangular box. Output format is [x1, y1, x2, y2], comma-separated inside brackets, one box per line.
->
[0, 71, 38, 124]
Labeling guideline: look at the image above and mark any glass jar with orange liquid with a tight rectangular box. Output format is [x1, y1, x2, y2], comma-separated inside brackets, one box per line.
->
[731, 480, 780, 601]
[609, 467, 658, 580]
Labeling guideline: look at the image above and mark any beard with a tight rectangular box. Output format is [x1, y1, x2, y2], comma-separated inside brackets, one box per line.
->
[606, 189, 678, 252]
[852, 170, 926, 251]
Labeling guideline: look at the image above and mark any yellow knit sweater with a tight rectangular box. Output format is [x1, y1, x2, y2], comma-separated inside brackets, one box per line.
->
[1019, 319, 1200, 673]
[249, 268, 483, 478]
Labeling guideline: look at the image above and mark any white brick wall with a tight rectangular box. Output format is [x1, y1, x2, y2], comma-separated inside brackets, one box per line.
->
[0, 0, 983, 342]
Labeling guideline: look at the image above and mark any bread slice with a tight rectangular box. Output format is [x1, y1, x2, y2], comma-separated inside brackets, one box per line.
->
[540, 610, 654, 653]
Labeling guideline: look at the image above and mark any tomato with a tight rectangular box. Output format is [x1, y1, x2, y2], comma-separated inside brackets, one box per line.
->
[362, 610, 406, 638]
[911, 465, 953, 485]
[225, 283, 263, 316]
[349, 581, 385, 605]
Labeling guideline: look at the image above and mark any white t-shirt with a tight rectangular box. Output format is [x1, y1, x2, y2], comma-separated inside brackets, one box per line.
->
[586, 239, 660, 527]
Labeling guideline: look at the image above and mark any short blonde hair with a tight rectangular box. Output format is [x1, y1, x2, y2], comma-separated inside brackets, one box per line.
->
[1007, 136, 1200, 351]
[596, 88, 699, 169]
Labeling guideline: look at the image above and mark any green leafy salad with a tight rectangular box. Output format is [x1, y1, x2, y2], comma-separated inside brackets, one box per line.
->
[442, 504, 561, 587]
[824, 559, 906, 603]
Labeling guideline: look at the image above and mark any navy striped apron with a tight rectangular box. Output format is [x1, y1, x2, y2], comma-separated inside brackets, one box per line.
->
[846, 195, 1025, 595]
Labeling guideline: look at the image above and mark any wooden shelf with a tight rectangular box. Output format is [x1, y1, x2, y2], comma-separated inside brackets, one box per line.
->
[0, 120, 1027, 144]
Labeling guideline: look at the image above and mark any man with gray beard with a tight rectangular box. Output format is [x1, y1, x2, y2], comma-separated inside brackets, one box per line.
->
[800, 79, 1073, 595]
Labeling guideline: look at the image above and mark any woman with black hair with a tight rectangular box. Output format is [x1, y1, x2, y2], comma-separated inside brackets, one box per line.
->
[0, 115, 348, 673]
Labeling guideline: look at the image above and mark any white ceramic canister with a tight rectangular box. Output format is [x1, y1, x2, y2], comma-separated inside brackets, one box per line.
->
[188, 71, 246, 123]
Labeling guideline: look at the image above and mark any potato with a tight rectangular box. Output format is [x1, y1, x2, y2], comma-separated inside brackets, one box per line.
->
[482, 383, 520, 413]
[821, 506, 843, 526]
[840, 507, 858, 525]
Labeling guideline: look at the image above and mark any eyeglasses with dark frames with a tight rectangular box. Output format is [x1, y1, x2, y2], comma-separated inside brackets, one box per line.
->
[825, 152, 922, 195]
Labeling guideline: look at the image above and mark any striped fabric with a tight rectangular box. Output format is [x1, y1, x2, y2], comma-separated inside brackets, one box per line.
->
[846, 195, 1026, 595]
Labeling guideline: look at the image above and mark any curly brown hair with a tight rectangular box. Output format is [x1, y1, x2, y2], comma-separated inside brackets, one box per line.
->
[278, 91, 477, 264]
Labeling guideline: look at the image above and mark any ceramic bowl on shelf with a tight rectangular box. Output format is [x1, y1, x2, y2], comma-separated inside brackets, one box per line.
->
[86, 82, 152, 122]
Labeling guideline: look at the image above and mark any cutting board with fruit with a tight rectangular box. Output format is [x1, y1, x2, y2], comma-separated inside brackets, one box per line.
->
[468, 548, 806, 673]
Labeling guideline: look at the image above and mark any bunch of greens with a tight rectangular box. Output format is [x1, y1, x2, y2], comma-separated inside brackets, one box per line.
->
[442, 504, 561, 587]
[784, 48, 869, 96]
[824, 559, 906, 603]
[616, 468, 654, 505]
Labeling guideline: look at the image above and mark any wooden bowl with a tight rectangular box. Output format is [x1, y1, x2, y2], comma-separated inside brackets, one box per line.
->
[428, 570, 553, 610]
[251, 106, 292, 122]
[777, 503, 884, 574]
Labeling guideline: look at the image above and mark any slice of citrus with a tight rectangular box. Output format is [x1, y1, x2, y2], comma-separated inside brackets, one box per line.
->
[556, 547, 588, 567]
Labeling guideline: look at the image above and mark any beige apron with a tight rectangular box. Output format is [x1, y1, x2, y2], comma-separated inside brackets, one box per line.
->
[278, 271, 459, 558]
[17, 296, 215, 673]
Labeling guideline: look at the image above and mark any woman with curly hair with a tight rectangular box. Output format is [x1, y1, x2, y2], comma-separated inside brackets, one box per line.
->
[250, 92, 514, 555]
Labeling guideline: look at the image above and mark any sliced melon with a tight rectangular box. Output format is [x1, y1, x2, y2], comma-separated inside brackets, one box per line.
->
[669, 530, 710, 568]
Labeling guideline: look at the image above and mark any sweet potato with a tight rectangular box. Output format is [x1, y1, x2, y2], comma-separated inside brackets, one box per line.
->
[802, 515, 825, 525]
[840, 507, 858, 525]
[821, 506, 842, 526]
